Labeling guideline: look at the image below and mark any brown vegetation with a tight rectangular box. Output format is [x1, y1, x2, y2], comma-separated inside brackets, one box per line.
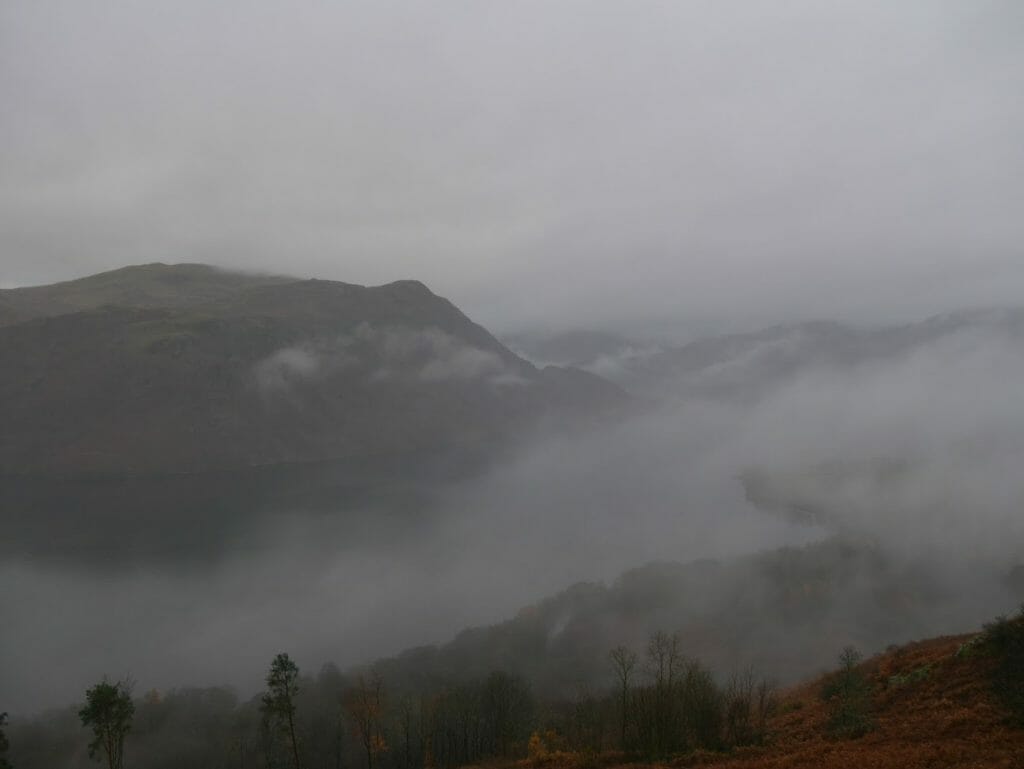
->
[475, 632, 1024, 769]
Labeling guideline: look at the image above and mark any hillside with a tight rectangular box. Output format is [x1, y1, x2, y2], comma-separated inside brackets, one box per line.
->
[581, 629, 1024, 768]
[0, 264, 624, 477]
[372, 539, 1020, 700]
[705, 632, 1023, 768]
[7, 607, 1023, 769]
[0, 263, 293, 326]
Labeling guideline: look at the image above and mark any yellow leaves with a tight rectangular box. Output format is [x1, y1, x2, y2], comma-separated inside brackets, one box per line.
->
[370, 734, 389, 755]
[528, 730, 576, 767]
[528, 731, 548, 762]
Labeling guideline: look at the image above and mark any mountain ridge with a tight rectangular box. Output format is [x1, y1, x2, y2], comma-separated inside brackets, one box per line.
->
[0, 263, 625, 477]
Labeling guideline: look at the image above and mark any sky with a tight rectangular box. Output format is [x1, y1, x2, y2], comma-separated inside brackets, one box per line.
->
[2, 1, 1022, 333]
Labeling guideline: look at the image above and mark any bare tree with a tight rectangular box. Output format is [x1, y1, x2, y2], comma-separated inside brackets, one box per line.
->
[608, 645, 637, 750]
[481, 671, 533, 757]
[723, 668, 756, 747]
[646, 631, 682, 690]
[347, 671, 386, 769]
[645, 631, 682, 756]
[397, 695, 416, 769]
[755, 677, 778, 743]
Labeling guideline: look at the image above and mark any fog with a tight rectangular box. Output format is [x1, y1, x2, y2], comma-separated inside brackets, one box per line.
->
[3, 0, 1024, 741]
[3, 1, 1024, 331]
[5, 313, 1023, 714]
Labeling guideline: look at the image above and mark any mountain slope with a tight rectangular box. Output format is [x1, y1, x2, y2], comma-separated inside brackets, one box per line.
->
[7, 617, 1022, 769]
[371, 539, 1019, 700]
[0, 264, 624, 477]
[648, 629, 1023, 768]
[499, 626, 1024, 769]
[712, 630, 1024, 769]
[0, 262, 291, 326]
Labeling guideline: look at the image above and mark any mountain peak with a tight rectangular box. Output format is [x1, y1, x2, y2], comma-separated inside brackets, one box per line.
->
[0, 263, 625, 477]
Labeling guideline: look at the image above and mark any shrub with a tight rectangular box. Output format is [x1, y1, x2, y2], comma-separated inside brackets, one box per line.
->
[887, 665, 931, 690]
[821, 647, 873, 739]
[982, 608, 1024, 726]
[955, 636, 985, 659]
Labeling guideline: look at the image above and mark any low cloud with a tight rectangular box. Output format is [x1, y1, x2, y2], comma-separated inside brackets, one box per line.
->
[254, 323, 526, 394]
[5, 316, 1024, 715]
[735, 327, 1024, 565]
[253, 346, 323, 393]
[365, 325, 510, 383]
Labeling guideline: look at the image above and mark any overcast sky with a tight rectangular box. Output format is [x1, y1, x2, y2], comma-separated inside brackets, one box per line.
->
[2, 1, 1022, 332]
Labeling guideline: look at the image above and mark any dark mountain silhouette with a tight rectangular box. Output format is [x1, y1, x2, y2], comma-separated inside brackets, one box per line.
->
[0, 264, 625, 564]
[0, 263, 623, 477]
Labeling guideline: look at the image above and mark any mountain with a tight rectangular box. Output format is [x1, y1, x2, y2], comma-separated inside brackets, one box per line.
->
[0, 263, 626, 564]
[0, 264, 624, 477]
[556, 309, 1024, 400]
[370, 538, 1019, 699]
[0, 263, 293, 327]
[504, 329, 643, 368]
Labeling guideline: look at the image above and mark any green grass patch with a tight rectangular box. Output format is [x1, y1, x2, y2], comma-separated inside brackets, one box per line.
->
[887, 665, 931, 690]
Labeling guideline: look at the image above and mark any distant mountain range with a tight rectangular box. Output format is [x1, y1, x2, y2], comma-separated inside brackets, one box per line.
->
[5, 262, 1022, 570]
[512, 309, 1024, 401]
[9, 263, 1020, 480]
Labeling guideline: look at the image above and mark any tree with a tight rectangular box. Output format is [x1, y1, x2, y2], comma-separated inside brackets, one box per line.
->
[823, 646, 872, 738]
[480, 671, 533, 757]
[722, 668, 756, 747]
[754, 676, 778, 743]
[722, 668, 775, 748]
[79, 678, 135, 769]
[346, 671, 387, 769]
[262, 653, 303, 769]
[0, 712, 11, 769]
[983, 608, 1024, 725]
[646, 631, 682, 690]
[608, 646, 637, 750]
[396, 695, 417, 769]
[645, 631, 682, 756]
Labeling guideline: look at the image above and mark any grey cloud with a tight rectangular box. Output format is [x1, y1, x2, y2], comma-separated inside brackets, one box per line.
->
[254, 346, 324, 393]
[353, 323, 522, 384]
[2, 1, 1023, 331]
[3, 0, 1024, 718]
[412, 338, 504, 383]
[254, 324, 524, 392]
[5, 318, 1023, 714]
[735, 328, 1024, 563]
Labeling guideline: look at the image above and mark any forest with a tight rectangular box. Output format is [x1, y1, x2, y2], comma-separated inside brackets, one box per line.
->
[5, 629, 780, 769]
[8, 612, 1024, 769]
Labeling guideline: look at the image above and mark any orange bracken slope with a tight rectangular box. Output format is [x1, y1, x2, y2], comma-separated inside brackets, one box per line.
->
[503, 630, 1024, 769]
[673, 632, 1022, 769]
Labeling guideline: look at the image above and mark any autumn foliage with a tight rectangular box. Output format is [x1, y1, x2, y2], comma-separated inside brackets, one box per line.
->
[484, 630, 1024, 769]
